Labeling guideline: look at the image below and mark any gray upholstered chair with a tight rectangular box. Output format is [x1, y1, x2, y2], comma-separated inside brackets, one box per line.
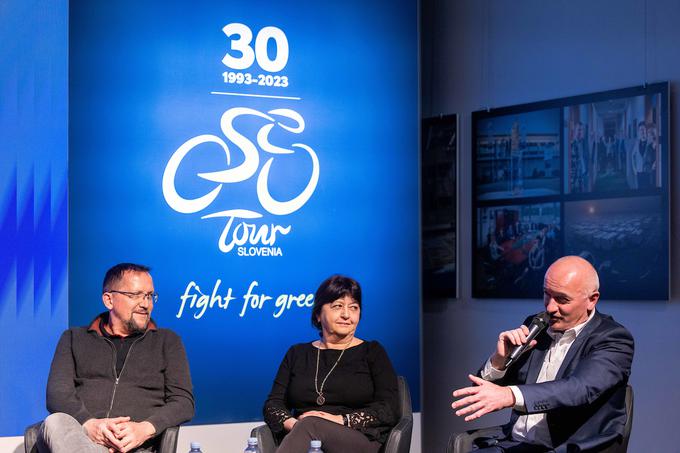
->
[252, 375, 413, 453]
[447, 384, 634, 453]
[23, 422, 179, 453]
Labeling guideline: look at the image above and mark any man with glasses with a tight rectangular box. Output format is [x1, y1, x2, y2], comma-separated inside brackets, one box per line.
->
[37, 263, 194, 453]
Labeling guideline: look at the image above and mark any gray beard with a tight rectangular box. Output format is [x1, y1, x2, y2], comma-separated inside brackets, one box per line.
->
[125, 315, 148, 334]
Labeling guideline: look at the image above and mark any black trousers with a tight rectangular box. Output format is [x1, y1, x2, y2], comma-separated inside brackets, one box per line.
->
[276, 416, 382, 453]
[473, 441, 549, 453]
[462, 426, 550, 453]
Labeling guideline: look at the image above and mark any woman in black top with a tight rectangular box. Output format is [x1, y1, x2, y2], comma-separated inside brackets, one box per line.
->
[263, 275, 399, 453]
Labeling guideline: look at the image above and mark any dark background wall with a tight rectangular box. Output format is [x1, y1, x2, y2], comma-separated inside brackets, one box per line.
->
[421, 0, 680, 451]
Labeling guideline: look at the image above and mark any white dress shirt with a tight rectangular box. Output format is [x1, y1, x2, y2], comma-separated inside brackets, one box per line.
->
[481, 310, 596, 447]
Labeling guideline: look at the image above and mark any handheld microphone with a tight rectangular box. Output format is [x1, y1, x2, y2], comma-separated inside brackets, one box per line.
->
[504, 311, 550, 369]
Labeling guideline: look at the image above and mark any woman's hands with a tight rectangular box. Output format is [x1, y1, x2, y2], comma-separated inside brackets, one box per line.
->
[283, 417, 298, 431]
[285, 411, 345, 433]
[298, 411, 344, 425]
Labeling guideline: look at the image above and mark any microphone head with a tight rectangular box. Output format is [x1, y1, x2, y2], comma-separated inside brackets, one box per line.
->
[532, 311, 550, 329]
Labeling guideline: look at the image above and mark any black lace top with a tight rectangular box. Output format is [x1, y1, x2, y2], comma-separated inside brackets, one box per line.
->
[263, 340, 399, 444]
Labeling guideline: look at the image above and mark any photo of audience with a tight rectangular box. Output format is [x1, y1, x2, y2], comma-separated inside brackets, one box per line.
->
[565, 196, 667, 300]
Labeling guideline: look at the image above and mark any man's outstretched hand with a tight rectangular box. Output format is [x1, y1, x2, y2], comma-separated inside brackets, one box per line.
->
[451, 374, 515, 421]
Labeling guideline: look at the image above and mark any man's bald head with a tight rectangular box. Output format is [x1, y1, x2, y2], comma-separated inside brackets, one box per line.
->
[543, 256, 600, 332]
[545, 255, 599, 297]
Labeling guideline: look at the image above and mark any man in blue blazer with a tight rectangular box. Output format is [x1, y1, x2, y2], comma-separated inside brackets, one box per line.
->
[452, 256, 634, 452]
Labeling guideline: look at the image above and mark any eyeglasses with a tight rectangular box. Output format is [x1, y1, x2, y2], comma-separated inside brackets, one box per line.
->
[106, 290, 158, 303]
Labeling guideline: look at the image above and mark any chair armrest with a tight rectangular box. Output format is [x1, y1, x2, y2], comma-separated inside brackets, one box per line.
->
[448, 426, 506, 453]
[158, 426, 179, 453]
[24, 422, 42, 453]
[251, 424, 277, 453]
[382, 415, 413, 453]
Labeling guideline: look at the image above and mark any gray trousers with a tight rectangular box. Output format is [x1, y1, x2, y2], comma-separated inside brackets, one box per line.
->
[276, 416, 382, 453]
[37, 413, 155, 453]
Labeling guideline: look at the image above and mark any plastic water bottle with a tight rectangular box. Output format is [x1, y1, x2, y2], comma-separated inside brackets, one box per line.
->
[188, 442, 203, 453]
[308, 439, 323, 453]
[244, 437, 260, 453]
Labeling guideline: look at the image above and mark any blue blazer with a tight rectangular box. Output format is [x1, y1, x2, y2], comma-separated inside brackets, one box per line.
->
[489, 310, 634, 452]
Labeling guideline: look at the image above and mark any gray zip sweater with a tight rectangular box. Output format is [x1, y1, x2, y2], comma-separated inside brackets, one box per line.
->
[46, 313, 194, 434]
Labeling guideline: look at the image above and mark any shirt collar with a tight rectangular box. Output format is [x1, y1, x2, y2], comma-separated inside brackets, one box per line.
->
[99, 316, 143, 340]
[547, 309, 596, 340]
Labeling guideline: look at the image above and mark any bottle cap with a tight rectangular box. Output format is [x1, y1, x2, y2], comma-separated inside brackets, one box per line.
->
[190, 442, 201, 449]
[248, 437, 258, 445]
[311, 440, 322, 448]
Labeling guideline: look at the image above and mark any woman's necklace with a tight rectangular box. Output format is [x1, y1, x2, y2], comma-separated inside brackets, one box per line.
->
[314, 338, 352, 405]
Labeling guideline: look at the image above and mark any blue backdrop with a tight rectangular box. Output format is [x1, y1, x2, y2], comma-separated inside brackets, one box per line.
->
[0, 0, 69, 436]
[69, 0, 420, 424]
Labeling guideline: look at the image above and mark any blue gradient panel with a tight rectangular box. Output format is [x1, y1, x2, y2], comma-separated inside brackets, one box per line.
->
[0, 0, 69, 436]
[70, 0, 419, 423]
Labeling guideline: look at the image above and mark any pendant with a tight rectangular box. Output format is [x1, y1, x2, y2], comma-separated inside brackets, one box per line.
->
[316, 394, 325, 405]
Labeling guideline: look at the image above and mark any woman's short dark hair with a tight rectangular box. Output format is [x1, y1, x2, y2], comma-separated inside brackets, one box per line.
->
[311, 275, 362, 332]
